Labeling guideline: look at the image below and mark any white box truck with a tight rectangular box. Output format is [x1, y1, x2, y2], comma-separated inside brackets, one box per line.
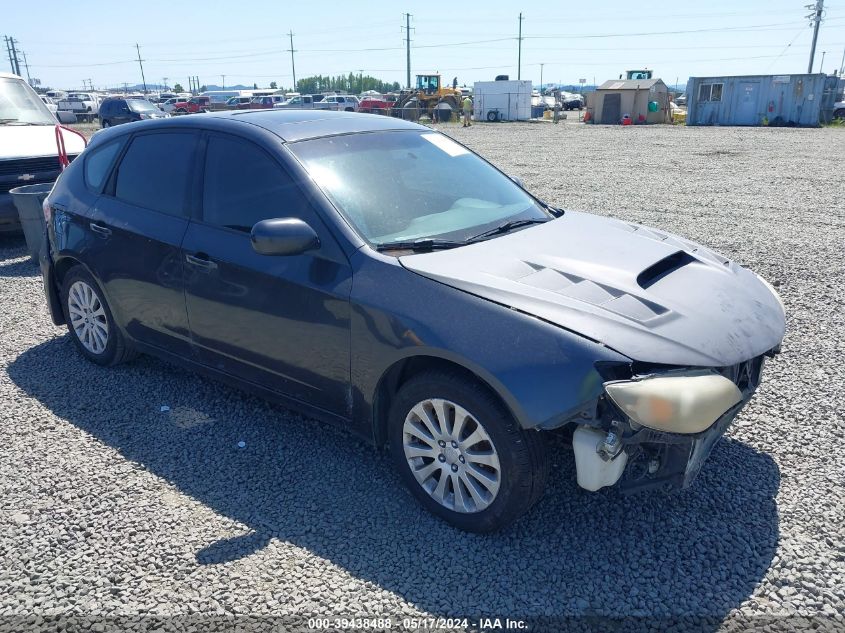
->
[472, 79, 532, 122]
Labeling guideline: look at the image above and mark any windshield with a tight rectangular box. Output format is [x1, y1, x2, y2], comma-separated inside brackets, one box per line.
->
[0, 77, 57, 125]
[128, 100, 157, 113]
[290, 130, 549, 245]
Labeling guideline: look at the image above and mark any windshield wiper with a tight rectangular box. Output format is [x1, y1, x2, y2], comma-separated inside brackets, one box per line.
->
[465, 218, 549, 243]
[375, 238, 465, 252]
[0, 118, 19, 125]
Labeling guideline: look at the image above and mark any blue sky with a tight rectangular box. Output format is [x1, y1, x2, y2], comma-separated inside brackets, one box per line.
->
[4, 0, 845, 90]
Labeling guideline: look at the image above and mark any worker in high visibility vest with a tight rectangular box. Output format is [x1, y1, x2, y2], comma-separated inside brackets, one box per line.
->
[462, 96, 473, 127]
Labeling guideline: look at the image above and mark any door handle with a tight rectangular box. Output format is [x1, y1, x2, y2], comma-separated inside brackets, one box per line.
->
[90, 222, 111, 238]
[185, 253, 218, 271]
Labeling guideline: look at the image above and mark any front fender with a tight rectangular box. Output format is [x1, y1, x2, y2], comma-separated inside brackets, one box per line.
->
[349, 251, 631, 435]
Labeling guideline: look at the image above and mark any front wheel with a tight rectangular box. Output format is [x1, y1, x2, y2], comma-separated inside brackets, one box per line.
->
[101, 119, 110, 128]
[389, 371, 549, 532]
[61, 266, 136, 366]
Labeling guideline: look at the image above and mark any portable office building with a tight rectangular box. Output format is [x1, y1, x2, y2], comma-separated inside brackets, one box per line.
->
[686, 74, 838, 126]
[587, 78, 670, 124]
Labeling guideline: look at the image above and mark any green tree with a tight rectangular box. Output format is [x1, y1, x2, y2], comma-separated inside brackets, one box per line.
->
[270, 81, 278, 89]
[199, 85, 207, 92]
[172, 83, 184, 93]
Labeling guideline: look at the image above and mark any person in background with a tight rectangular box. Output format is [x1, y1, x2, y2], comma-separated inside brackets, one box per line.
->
[462, 95, 472, 127]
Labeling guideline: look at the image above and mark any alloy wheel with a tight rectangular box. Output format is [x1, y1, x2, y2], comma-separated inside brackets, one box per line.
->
[402, 398, 501, 513]
[67, 280, 109, 355]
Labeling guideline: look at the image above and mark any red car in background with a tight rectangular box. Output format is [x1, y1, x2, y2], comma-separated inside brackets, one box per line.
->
[172, 96, 211, 114]
[357, 96, 392, 114]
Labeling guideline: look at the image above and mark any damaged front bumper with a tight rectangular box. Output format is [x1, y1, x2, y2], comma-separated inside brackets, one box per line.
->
[572, 354, 769, 493]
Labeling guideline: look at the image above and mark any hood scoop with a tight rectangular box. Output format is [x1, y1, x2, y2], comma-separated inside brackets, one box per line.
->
[515, 261, 669, 323]
[636, 251, 696, 289]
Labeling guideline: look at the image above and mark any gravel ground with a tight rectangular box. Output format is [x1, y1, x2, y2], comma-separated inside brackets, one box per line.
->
[1, 122, 843, 632]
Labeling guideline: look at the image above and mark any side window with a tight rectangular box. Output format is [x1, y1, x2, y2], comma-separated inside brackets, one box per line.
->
[114, 132, 196, 216]
[698, 84, 712, 102]
[202, 135, 312, 231]
[84, 139, 123, 191]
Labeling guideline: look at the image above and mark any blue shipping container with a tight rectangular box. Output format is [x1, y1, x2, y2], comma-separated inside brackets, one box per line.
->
[686, 74, 838, 126]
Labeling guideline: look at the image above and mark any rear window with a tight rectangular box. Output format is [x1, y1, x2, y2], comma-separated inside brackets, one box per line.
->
[84, 139, 124, 191]
[114, 133, 196, 216]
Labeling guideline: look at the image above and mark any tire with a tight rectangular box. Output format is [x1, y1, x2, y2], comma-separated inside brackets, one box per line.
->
[388, 370, 549, 532]
[176, 108, 187, 114]
[834, 109, 845, 120]
[61, 266, 137, 367]
[486, 110, 499, 122]
[102, 120, 110, 128]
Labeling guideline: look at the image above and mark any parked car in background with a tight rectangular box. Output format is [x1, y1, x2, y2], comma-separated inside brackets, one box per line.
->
[273, 95, 338, 111]
[40, 95, 58, 114]
[0, 72, 85, 232]
[40, 110, 785, 532]
[357, 96, 391, 114]
[560, 92, 584, 110]
[99, 97, 169, 128]
[241, 95, 287, 109]
[675, 93, 688, 106]
[158, 97, 182, 114]
[57, 93, 100, 122]
[833, 100, 845, 119]
[173, 96, 212, 114]
[225, 96, 253, 108]
[323, 95, 358, 112]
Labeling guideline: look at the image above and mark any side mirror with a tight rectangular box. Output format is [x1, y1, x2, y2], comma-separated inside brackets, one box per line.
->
[510, 175, 525, 188]
[251, 218, 320, 256]
[56, 110, 77, 124]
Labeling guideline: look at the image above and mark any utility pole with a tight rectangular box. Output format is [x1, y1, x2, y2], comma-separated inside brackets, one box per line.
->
[221, 75, 225, 89]
[539, 63, 544, 92]
[135, 43, 147, 94]
[820, 51, 826, 73]
[9, 37, 21, 76]
[402, 13, 413, 90]
[163, 77, 168, 91]
[806, 0, 824, 73]
[517, 13, 524, 80]
[4, 37, 12, 74]
[287, 31, 296, 90]
[21, 50, 31, 84]
[839, 47, 845, 75]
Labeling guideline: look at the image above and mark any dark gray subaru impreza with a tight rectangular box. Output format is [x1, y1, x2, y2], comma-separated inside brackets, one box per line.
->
[40, 110, 785, 532]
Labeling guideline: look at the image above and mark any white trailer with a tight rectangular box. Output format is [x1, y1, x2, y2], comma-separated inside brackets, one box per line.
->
[472, 79, 532, 121]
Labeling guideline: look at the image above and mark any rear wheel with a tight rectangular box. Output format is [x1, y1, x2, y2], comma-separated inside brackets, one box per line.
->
[61, 266, 136, 367]
[388, 371, 549, 532]
[101, 119, 110, 128]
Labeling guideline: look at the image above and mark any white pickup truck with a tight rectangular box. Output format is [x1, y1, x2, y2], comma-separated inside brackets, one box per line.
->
[57, 92, 99, 122]
[274, 94, 340, 111]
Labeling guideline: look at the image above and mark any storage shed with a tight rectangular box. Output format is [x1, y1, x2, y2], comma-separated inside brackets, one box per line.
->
[586, 78, 671, 124]
[686, 73, 839, 126]
[472, 79, 533, 121]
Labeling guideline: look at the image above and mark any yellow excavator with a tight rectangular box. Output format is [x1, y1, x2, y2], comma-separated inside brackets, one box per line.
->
[396, 74, 463, 118]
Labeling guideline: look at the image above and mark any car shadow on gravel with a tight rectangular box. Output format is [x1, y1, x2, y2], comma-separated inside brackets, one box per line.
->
[8, 337, 780, 625]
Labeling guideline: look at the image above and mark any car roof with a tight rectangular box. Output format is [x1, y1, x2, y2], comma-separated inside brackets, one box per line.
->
[105, 109, 425, 143]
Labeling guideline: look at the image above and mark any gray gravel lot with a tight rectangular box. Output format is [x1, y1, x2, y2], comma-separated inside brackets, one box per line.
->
[1, 121, 843, 632]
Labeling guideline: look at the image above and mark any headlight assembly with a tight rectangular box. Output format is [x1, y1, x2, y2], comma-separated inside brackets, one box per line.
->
[604, 370, 742, 434]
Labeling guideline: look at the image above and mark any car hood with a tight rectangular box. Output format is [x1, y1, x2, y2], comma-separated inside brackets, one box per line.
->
[399, 211, 786, 367]
[0, 125, 86, 160]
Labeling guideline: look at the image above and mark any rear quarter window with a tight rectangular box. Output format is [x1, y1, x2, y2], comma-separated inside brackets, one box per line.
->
[84, 139, 124, 191]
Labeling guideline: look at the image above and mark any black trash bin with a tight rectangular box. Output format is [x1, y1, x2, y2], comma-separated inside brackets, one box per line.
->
[10, 182, 54, 262]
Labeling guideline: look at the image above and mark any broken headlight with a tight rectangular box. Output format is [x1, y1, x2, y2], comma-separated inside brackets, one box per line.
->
[604, 370, 742, 434]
